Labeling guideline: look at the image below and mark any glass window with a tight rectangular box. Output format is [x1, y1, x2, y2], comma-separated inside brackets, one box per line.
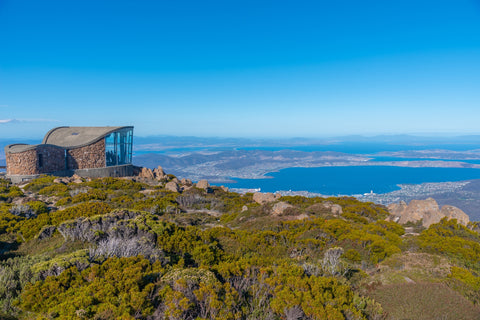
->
[105, 128, 133, 166]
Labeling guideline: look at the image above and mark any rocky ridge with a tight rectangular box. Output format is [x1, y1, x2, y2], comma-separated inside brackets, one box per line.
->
[388, 198, 470, 227]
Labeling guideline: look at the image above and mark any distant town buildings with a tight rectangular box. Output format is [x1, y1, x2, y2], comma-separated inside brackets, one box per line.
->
[4, 126, 134, 182]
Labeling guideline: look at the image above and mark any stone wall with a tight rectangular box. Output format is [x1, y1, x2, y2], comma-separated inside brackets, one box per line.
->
[37, 145, 66, 173]
[7, 138, 108, 177]
[67, 139, 106, 170]
[6, 149, 38, 175]
[5, 145, 65, 175]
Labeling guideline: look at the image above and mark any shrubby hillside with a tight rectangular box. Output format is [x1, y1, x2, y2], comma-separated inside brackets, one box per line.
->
[0, 174, 479, 319]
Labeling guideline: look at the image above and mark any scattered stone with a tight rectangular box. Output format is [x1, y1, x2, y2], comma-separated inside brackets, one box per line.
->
[272, 201, 293, 215]
[196, 179, 210, 190]
[241, 205, 248, 212]
[61, 177, 71, 184]
[253, 192, 277, 204]
[220, 186, 229, 192]
[71, 174, 84, 184]
[165, 181, 180, 193]
[388, 198, 470, 227]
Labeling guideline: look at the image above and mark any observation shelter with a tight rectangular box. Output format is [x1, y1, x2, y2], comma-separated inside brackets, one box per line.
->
[4, 126, 134, 183]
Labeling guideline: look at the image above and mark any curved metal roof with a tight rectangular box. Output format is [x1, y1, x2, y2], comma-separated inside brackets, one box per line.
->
[5, 143, 64, 154]
[5, 126, 133, 154]
[42, 126, 132, 148]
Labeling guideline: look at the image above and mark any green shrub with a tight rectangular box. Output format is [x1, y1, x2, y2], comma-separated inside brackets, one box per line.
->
[38, 184, 70, 197]
[55, 196, 72, 206]
[418, 218, 480, 271]
[0, 255, 47, 316]
[23, 176, 56, 193]
[71, 189, 108, 204]
[50, 202, 112, 225]
[25, 201, 49, 215]
[448, 266, 480, 291]
[20, 257, 163, 319]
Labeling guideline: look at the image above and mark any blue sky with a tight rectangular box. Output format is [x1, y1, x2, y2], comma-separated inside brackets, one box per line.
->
[1, 0, 480, 138]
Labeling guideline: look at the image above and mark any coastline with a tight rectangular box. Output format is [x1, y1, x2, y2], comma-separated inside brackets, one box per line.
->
[201, 160, 480, 184]
[228, 180, 473, 207]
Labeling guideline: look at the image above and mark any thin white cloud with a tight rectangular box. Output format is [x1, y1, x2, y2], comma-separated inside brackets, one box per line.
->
[18, 118, 60, 122]
[0, 118, 60, 124]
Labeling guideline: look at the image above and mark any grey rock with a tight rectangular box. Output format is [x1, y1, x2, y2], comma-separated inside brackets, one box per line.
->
[196, 179, 210, 190]
[165, 181, 180, 193]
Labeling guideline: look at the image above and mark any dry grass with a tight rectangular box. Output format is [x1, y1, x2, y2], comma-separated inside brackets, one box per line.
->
[366, 252, 452, 286]
[360, 253, 480, 320]
[15, 233, 65, 256]
[369, 282, 480, 320]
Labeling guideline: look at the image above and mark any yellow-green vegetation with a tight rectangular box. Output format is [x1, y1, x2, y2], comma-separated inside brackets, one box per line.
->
[0, 175, 479, 319]
[419, 218, 480, 270]
[22, 175, 56, 193]
[20, 257, 162, 319]
[0, 179, 24, 201]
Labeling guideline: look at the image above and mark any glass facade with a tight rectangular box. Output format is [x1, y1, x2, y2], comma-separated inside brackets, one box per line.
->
[105, 128, 133, 166]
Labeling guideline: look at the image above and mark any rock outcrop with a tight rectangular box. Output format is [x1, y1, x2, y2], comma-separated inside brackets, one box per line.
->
[272, 201, 293, 215]
[388, 198, 469, 227]
[181, 178, 193, 186]
[138, 167, 155, 179]
[165, 181, 180, 193]
[440, 205, 470, 226]
[196, 179, 210, 190]
[153, 166, 167, 180]
[305, 202, 343, 216]
[137, 166, 167, 181]
[321, 202, 343, 215]
[253, 192, 280, 204]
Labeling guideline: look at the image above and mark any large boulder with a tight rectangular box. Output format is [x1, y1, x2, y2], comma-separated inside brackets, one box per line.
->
[306, 202, 342, 216]
[253, 192, 279, 204]
[440, 205, 470, 226]
[321, 202, 343, 215]
[388, 198, 469, 227]
[165, 181, 180, 193]
[388, 201, 408, 218]
[196, 180, 210, 190]
[272, 201, 293, 215]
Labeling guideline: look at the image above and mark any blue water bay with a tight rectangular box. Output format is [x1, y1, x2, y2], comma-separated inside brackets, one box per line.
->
[222, 166, 480, 195]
